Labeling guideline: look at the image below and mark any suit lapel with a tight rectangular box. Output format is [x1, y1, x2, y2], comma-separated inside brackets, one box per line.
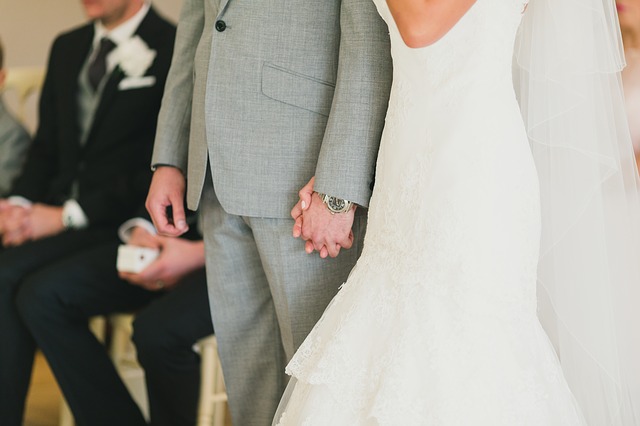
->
[218, 0, 231, 15]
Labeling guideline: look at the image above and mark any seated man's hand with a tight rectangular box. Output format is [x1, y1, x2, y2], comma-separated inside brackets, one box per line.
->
[28, 204, 64, 241]
[127, 226, 162, 250]
[1, 205, 32, 247]
[119, 231, 205, 292]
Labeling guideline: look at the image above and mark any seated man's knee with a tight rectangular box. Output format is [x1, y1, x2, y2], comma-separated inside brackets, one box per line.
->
[15, 271, 62, 326]
[132, 310, 168, 358]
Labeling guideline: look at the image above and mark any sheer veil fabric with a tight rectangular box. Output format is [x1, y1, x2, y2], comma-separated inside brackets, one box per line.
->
[515, 0, 640, 424]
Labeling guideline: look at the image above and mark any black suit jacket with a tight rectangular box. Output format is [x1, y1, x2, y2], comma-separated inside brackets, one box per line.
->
[11, 8, 176, 227]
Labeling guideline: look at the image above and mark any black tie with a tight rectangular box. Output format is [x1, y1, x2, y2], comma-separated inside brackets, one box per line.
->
[88, 38, 116, 91]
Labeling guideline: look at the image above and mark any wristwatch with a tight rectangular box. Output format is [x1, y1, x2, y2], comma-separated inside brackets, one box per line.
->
[316, 193, 354, 214]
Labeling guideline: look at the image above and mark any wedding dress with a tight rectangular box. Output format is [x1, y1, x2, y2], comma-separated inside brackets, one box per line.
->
[273, 0, 637, 424]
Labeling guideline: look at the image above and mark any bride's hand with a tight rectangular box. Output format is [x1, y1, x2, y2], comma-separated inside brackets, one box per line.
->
[291, 176, 316, 240]
[291, 177, 330, 257]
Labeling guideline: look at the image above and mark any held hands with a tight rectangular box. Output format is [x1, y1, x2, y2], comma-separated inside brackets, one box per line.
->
[119, 227, 206, 291]
[146, 166, 189, 237]
[291, 177, 355, 259]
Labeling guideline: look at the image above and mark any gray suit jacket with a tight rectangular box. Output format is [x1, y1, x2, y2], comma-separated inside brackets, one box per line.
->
[0, 97, 31, 197]
[152, 0, 392, 218]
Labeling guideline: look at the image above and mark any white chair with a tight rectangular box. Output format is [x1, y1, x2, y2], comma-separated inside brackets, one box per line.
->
[196, 335, 228, 426]
[2, 66, 45, 126]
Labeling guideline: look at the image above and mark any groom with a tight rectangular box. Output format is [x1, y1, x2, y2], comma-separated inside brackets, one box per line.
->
[146, 0, 392, 424]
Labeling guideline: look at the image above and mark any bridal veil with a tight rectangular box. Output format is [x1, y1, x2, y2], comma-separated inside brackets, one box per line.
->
[514, 0, 640, 424]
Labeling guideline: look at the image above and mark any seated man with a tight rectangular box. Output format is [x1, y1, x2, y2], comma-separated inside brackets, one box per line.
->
[17, 212, 213, 426]
[0, 0, 175, 423]
[0, 38, 31, 196]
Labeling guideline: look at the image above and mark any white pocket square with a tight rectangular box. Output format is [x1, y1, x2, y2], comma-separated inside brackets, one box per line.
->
[118, 76, 156, 90]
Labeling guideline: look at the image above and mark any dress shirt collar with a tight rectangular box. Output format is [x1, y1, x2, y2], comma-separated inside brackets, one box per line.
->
[92, 1, 150, 48]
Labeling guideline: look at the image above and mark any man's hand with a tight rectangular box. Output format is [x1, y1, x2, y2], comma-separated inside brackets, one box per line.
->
[128, 226, 162, 250]
[28, 204, 64, 241]
[146, 166, 189, 237]
[119, 234, 205, 292]
[0, 205, 31, 247]
[0, 199, 12, 234]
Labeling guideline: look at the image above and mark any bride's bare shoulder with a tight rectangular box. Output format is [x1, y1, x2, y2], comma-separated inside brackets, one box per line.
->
[385, 0, 477, 48]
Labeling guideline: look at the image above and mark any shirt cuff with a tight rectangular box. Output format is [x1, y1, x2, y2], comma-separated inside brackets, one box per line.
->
[7, 196, 33, 208]
[118, 218, 157, 243]
[62, 199, 89, 230]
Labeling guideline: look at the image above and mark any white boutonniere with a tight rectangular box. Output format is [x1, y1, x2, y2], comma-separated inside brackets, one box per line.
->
[112, 36, 157, 78]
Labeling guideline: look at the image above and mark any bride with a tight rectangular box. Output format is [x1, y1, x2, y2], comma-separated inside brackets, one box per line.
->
[275, 0, 640, 424]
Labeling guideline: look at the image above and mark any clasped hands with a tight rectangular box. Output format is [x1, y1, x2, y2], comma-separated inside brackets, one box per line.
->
[291, 177, 356, 259]
[0, 199, 64, 247]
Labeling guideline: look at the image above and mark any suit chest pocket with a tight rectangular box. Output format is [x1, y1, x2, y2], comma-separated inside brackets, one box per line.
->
[261, 63, 335, 117]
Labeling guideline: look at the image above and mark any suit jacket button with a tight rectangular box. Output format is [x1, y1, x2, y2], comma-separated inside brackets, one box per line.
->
[215, 20, 227, 32]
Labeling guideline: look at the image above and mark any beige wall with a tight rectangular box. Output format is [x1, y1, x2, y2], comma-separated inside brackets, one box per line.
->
[1, 0, 183, 68]
[0, 0, 183, 130]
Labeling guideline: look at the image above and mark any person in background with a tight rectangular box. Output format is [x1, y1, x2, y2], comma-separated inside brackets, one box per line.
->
[0, 37, 31, 196]
[17, 210, 213, 426]
[618, 0, 640, 169]
[0, 1, 175, 424]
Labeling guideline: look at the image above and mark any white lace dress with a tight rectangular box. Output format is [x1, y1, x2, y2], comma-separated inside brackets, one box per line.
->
[274, 0, 587, 424]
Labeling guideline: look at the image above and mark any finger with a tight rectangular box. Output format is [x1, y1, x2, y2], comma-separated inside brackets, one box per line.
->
[292, 216, 303, 238]
[312, 238, 325, 253]
[291, 200, 303, 220]
[298, 176, 315, 211]
[122, 272, 147, 286]
[297, 191, 311, 212]
[300, 220, 312, 241]
[338, 230, 355, 250]
[320, 246, 330, 259]
[168, 195, 189, 235]
[146, 198, 174, 235]
[305, 240, 315, 254]
[326, 243, 341, 258]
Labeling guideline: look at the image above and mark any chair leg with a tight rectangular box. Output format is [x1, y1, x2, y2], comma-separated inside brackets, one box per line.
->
[197, 336, 217, 426]
[212, 358, 227, 426]
[58, 397, 74, 426]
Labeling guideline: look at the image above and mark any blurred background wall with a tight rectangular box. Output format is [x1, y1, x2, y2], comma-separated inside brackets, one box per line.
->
[0, 0, 184, 131]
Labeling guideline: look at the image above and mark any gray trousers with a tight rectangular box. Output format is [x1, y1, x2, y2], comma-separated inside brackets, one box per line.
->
[200, 184, 366, 426]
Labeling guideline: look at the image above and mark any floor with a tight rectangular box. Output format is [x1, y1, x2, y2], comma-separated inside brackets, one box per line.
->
[24, 352, 62, 426]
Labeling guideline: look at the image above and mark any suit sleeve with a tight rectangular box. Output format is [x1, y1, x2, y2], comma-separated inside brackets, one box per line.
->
[313, 0, 393, 208]
[10, 38, 62, 201]
[150, 0, 205, 174]
[0, 116, 31, 196]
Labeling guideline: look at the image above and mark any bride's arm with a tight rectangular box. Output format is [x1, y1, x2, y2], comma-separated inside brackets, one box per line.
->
[386, 0, 476, 48]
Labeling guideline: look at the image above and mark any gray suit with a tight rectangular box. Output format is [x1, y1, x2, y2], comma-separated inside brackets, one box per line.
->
[0, 97, 30, 197]
[152, 0, 392, 423]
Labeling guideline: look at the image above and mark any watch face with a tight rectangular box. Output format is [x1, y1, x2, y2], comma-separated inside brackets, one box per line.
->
[328, 196, 346, 212]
